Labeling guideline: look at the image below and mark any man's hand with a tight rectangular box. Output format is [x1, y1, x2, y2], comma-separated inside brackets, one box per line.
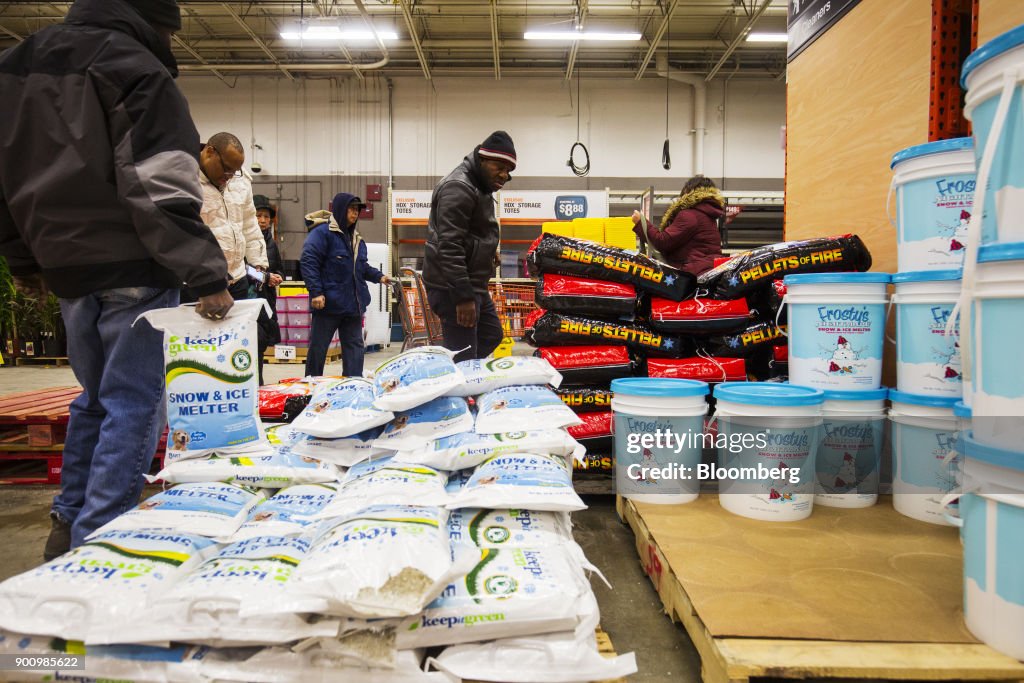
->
[311, 295, 326, 310]
[380, 275, 392, 286]
[267, 273, 283, 287]
[196, 289, 234, 321]
[493, 251, 501, 270]
[455, 300, 477, 328]
[13, 273, 48, 302]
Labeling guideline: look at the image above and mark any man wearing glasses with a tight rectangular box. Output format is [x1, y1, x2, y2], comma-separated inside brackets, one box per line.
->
[194, 132, 269, 302]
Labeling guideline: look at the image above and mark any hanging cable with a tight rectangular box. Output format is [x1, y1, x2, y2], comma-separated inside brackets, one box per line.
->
[567, 63, 590, 177]
[662, 16, 672, 170]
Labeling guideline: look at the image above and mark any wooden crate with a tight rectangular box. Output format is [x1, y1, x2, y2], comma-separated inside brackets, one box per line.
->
[616, 496, 1024, 683]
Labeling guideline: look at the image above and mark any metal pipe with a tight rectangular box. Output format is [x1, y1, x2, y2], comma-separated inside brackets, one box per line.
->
[489, 0, 501, 80]
[705, 0, 772, 81]
[396, 0, 431, 80]
[172, 35, 232, 86]
[635, 0, 679, 80]
[220, 3, 295, 81]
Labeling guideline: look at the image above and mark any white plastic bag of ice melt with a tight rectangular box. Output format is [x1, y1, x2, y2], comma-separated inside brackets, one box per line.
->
[429, 590, 638, 683]
[447, 508, 573, 548]
[87, 482, 265, 540]
[372, 346, 465, 412]
[397, 429, 584, 471]
[446, 356, 563, 397]
[0, 629, 208, 683]
[474, 385, 582, 434]
[293, 625, 398, 670]
[0, 530, 217, 640]
[232, 483, 340, 541]
[149, 445, 341, 488]
[311, 456, 449, 520]
[88, 535, 340, 647]
[266, 423, 305, 446]
[447, 453, 586, 512]
[372, 396, 473, 452]
[291, 378, 395, 439]
[290, 427, 391, 468]
[196, 645, 448, 683]
[270, 505, 475, 619]
[396, 545, 591, 649]
[137, 299, 273, 463]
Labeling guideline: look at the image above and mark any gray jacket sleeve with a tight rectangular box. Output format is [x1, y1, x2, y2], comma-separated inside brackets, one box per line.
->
[109, 68, 228, 296]
[431, 180, 478, 302]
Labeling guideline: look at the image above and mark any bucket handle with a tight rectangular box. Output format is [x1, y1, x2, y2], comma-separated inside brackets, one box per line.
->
[940, 491, 963, 528]
[952, 66, 1021, 406]
[885, 298, 896, 345]
[885, 177, 897, 230]
[775, 295, 787, 336]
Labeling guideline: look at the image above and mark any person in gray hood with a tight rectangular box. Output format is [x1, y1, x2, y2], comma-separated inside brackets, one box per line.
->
[0, 0, 233, 558]
[422, 131, 516, 362]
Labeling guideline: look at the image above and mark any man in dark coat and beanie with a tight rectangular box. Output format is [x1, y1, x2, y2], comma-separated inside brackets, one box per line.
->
[423, 131, 515, 361]
[633, 174, 725, 277]
[301, 192, 392, 377]
[0, 0, 234, 557]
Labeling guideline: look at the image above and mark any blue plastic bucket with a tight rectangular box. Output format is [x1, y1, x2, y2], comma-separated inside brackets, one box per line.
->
[889, 138, 976, 272]
[891, 271, 963, 397]
[813, 388, 887, 509]
[712, 383, 824, 522]
[962, 25, 1024, 247]
[783, 273, 890, 390]
[946, 432, 1024, 660]
[889, 390, 961, 526]
[611, 378, 709, 504]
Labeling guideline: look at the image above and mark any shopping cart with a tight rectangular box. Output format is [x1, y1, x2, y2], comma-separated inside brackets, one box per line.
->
[489, 281, 539, 339]
[393, 268, 444, 351]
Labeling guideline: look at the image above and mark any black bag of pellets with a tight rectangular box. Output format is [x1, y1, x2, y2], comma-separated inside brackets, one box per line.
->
[526, 233, 695, 300]
[697, 234, 872, 299]
[536, 273, 638, 319]
[526, 311, 684, 358]
[698, 320, 787, 358]
[747, 279, 787, 325]
[536, 346, 633, 386]
[573, 452, 614, 476]
[556, 387, 614, 413]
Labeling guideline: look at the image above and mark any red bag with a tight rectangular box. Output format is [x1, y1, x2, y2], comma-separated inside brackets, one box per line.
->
[648, 296, 754, 335]
[646, 357, 747, 383]
[258, 380, 314, 422]
[536, 346, 633, 386]
[536, 274, 637, 319]
[568, 410, 613, 454]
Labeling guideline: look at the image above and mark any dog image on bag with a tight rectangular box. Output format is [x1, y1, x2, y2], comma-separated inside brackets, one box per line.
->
[172, 429, 191, 451]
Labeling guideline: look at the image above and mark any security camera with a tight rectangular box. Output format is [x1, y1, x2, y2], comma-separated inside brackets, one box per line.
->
[250, 162, 263, 174]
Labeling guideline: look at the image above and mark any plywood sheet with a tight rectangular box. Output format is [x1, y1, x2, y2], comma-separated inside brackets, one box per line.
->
[978, 0, 1024, 45]
[630, 495, 976, 643]
[786, 0, 931, 276]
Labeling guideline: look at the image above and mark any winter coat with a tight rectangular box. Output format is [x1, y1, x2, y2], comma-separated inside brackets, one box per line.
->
[256, 228, 283, 347]
[641, 187, 725, 277]
[0, 0, 228, 298]
[423, 152, 500, 301]
[199, 171, 268, 283]
[300, 193, 384, 317]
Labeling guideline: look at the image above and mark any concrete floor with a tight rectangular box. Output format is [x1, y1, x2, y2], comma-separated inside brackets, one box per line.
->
[0, 352, 701, 682]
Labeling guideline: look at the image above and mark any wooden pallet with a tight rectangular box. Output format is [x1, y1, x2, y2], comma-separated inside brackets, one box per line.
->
[616, 496, 1024, 683]
[14, 355, 70, 367]
[264, 349, 341, 365]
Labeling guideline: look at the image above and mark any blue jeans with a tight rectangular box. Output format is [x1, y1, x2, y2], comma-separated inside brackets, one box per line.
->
[305, 313, 364, 377]
[55, 286, 179, 548]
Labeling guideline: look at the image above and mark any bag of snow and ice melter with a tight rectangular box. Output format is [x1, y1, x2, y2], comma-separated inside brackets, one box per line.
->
[88, 535, 340, 647]
[372, 395, 474, 452]
[474, 385, 582, 434]
[87, 482, 265, 540]
[372, 346, 465, 412]
[445, 356, 562, 398]
[0, 530, 217, 641]
[447, 508, 573, 548]
[137, 299, 273, 463]
[396, 429, 583, 471]
[148, 444, 341, 489]
[290, 426, 391, 468]
[269, 505, 475, 619]
[232, 483, 340, 541]
[447, 452, 586, 513]
[311, 455, 449, 520]
[396, 544, 593, 649]
[291, 378, 395, 439]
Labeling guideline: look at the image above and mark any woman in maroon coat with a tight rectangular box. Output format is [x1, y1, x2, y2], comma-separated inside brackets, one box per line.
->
[633, 175, 725, 276]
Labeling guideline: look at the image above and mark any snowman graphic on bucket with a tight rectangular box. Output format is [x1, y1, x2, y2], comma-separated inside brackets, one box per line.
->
[824, 336, 858, 375]
[831, 452, 859, 493]
[926, 340, 962, 384]
[764, 461, 795, 504]
[936, 209, 969, 254]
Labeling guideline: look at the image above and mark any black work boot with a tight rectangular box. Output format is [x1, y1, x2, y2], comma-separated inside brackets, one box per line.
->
[43, 513, 72, 562]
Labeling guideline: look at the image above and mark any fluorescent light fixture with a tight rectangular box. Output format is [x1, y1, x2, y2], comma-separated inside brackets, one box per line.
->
[746, 32, 788, 42]
[524, 30, 642, 41]
[280, 26, 398, 41]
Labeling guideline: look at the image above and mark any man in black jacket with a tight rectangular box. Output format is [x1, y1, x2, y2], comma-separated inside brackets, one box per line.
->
[254, 194, 284, 384]
[423, 131, 515, 361]
[0, 0, 233, 558]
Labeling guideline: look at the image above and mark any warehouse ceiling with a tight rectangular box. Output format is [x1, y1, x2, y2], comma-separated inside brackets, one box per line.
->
[0, 0, 789, 81]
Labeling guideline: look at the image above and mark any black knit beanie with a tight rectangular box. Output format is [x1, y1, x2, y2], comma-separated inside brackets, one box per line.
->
[123, 0, 182, 31]
[477, 130, 517, 169]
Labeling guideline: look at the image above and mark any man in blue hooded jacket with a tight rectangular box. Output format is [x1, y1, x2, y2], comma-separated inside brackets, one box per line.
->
[301, 192, 391, 377]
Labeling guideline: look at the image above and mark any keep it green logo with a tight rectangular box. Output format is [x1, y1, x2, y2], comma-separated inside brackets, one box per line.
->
[231, 350, 252, 372]
[484, 574, 517, 597]
[483, 526, 511, 544]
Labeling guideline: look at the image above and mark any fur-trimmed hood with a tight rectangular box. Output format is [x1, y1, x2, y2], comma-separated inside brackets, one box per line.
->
[660, 187, 726, 229]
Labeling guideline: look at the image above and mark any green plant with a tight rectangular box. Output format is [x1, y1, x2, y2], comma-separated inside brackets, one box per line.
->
[0, 257, 15, 339]
[40, 292, 63, 339]
[11, 290, 42, 340]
